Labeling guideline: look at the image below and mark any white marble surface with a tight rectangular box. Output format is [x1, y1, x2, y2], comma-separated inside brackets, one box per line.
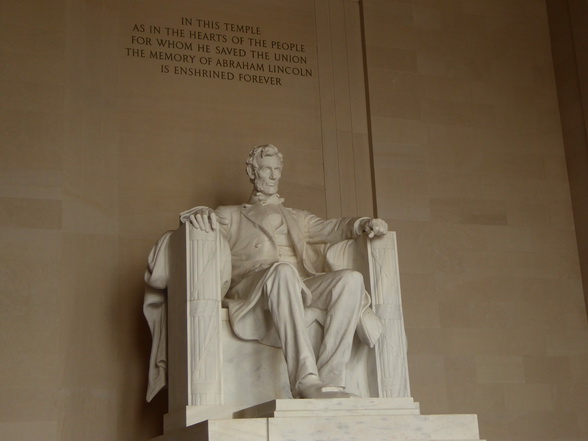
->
[270, 397, 420, 418]
[180, 304, 378, 427]
[233, 397, 420, 419]
[268, 414, 481, 441]
[147, 145, 414, 436]
[219, 311, 292, 403]
[177, 145, 390, 400]
[209, 419, 267, 441]
[154, 398, 484, 441]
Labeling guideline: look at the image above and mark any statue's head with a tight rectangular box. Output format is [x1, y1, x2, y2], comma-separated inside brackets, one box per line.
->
[246, 144, 284, 196]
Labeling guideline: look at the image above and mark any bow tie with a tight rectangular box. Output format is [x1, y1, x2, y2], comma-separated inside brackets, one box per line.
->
[249, 193, 285, 206]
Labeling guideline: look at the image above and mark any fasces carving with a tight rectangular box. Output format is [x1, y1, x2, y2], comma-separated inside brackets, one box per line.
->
[368, 234, 410, 398]
[187, 229, 223, 405]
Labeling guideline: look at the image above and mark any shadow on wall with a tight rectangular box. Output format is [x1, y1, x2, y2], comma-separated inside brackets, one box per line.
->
[115, 257, 168, 440]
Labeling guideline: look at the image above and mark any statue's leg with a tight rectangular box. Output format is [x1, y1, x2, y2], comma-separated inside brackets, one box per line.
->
[263, 263, 319, 394]
[304, 269, 364, 388]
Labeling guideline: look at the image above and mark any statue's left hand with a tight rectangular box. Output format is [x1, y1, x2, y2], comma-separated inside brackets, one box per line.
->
[361, 218, 388, 238]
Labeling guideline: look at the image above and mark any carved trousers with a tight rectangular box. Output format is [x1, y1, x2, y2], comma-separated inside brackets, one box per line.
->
[262, 263, 364, 394]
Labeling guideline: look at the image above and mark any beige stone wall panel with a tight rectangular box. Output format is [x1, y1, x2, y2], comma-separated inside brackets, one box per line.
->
[363, 0, 588, 440]
[3, 0, 588, 440]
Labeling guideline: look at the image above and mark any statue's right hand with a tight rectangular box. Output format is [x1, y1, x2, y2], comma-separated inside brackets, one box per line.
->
[189, 209, 223, 232]
[179, 207, 229, 232]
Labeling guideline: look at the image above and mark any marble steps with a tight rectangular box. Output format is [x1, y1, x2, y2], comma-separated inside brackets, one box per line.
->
[235, 397, 422, 418]
[194, 413, 483, 441]
[154, 398, 485, 441]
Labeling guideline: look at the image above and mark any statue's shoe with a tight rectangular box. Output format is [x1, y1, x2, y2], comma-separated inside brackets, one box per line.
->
[298, 377, 359, 399]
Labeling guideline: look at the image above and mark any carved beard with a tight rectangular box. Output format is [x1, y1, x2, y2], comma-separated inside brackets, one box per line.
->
[254, 175, 279, 195]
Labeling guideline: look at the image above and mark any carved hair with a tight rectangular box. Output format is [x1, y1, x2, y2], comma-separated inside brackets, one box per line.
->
[246, 144, 283, 179]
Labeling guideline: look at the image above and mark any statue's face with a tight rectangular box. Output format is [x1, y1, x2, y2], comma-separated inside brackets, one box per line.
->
[253, 155, 282, 195]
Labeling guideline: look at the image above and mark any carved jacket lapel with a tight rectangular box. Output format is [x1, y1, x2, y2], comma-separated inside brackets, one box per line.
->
[240, 203, 314, 274]
[240, 203, 274, 238]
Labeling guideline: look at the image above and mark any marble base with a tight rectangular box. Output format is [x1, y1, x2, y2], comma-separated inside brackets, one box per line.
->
[153, 398, 484, 441]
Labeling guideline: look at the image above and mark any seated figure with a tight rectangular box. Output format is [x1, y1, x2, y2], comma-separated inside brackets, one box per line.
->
[180, 144, 386, 399]
[144, 145, 410, 422]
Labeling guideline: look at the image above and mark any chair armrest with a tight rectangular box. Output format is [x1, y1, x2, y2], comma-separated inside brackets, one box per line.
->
[366, 232, 411, 398]
[325, 232, 411, 398]
[167, 223, 231, 409]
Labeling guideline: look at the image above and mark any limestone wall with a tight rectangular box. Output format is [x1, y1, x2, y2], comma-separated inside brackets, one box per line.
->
[0, 0, 587, 440]
[362, 1, 588, 440]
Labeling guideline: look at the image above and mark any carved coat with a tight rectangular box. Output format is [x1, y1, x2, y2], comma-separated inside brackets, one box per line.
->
[215, 203, 367, 347]
[143, 202, 382, 400]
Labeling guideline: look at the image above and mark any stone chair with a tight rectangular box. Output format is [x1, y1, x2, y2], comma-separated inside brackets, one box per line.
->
[144, 223, 410, 433]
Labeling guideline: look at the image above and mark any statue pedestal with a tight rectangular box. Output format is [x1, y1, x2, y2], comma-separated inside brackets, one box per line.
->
[152, 398, 484, 441]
